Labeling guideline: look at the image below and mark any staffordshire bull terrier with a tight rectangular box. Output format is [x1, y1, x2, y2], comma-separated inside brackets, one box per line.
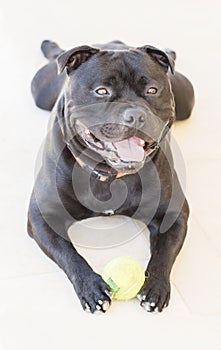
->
[28, 40, 194, 313]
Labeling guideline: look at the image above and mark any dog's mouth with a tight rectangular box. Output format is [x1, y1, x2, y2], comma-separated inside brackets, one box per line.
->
[74, 121, 158, 173]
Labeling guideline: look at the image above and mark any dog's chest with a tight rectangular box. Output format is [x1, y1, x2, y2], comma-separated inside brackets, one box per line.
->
[72, 170, 142, 215]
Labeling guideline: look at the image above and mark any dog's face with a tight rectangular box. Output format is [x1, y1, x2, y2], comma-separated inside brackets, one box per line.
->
[57, 45, 175, 174]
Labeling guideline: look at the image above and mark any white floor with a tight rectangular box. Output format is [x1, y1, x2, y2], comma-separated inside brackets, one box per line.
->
[0, 0, 221, 349]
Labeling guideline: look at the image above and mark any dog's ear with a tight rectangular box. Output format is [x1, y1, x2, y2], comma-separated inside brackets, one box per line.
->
[57, 46, 100, 74]
[137, 45, 175, 74]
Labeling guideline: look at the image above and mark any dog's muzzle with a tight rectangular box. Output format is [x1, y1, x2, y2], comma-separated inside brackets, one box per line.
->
[66, 117, 174, 181]
[63, 102, 174, 180]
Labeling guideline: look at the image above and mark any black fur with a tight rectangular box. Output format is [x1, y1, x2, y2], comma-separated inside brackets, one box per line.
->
[28, 40, 194, 313]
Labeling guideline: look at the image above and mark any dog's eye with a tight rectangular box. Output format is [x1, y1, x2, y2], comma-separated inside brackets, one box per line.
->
[146, 87, 158, 95]
[95, 87, 110, 96]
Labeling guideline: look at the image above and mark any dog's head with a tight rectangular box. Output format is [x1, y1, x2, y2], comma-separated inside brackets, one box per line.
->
[56, 44, 175, 175]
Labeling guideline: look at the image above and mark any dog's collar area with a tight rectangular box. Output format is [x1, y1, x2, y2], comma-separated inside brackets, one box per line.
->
[66, 117, 174, 182]
[66, 144, 125, 182]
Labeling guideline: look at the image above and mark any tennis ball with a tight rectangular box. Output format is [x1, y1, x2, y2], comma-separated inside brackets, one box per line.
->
[102, 257, 145, 300]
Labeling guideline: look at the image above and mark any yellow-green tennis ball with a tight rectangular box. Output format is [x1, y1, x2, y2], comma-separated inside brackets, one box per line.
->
[102, 257, 145, 300]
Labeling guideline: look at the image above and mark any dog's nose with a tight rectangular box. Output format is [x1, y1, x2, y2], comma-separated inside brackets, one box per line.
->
[123, 109, 146, 128]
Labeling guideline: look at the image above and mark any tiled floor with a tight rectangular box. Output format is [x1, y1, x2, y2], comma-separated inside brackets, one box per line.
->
[0, 0, 221, 349]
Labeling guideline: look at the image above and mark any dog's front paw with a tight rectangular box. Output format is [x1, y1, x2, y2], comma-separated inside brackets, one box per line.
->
[137, 274, 170, 312]
[73, 271, 113, 314]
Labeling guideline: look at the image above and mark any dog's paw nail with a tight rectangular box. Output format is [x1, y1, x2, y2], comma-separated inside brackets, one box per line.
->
[141, 301, 152, 312]
[102, 300, 110, 311]
[96, 300, 110, 312]
[94, 308, 103, 315]
[151, 306, 159, 313]
[84, 303, 91, 313]
[137, 294, 146, 301]
[141, 300, 159, 313]
[95, 300, 110, 314]
[137, 294, 141, 301]
[105, 289, 113, 299]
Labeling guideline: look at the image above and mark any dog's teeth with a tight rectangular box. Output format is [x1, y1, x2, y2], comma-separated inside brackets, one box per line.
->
[84, 129, 91, 135]
[140, 139, 145, 146]
[96, 142, 104, 149]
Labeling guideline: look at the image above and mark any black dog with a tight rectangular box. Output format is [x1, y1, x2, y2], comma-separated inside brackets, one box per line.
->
[28, 40, 194, 313]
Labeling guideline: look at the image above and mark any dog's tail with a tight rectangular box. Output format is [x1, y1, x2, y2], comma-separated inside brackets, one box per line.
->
[41, 40, 64, 61]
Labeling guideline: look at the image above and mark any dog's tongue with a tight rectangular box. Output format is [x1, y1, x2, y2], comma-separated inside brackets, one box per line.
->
[113, 136, 145, 162]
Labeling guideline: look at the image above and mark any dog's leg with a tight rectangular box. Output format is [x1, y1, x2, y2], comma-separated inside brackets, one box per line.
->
[138, 200, 189, 312]
[169, 71, 195, 121]
[27, 194, 112, 313]
[165, 49, 194, 121]
[40, 40, 64, 61]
